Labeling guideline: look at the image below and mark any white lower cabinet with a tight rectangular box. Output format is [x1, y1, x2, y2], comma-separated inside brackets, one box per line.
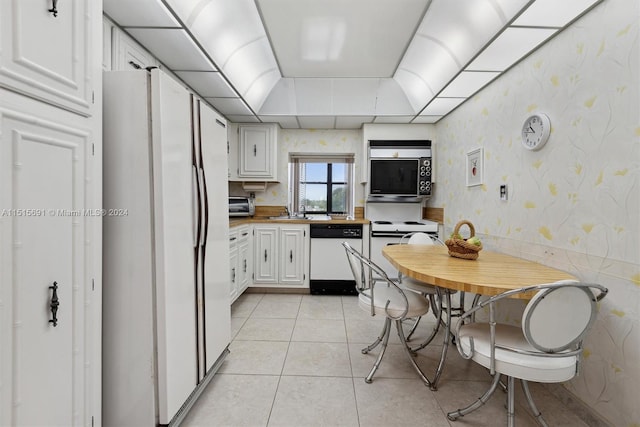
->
[253, 224, 309, 288]
[229, 225, 252, 302]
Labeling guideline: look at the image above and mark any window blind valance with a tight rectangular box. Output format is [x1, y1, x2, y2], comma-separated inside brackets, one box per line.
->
[289, 153, 355, 164]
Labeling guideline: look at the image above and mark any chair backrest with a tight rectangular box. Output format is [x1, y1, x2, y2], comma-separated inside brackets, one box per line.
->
[522, 283, 598, 353]
[342, 241, 393, 291]
[399, 232, 445, 246]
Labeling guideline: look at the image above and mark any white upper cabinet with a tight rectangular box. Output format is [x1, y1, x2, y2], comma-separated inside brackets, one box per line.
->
[237, 123, 278, 181]
[0, 0, 95, 116]
[111, 26, 159, 71]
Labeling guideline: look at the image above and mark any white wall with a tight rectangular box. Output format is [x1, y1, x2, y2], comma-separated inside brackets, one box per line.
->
[429, 0, 639, 424]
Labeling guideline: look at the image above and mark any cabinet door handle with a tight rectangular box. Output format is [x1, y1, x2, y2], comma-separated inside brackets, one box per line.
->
[48, 0, 59, 17]
[264, 249, 268, 262]
[49, 281, 60, 327]
[231, 267, 236, 283]
[253, 144, 257, 156]
[289, 250, 293, 263]
[243, 259, 247, 273]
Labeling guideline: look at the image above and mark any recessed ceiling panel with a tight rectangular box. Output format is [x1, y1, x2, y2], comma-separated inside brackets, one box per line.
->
[226, 115, 261, 123]
[104, 0, 180, 27]
[298, 116, 337, 129]
[415, 0, 506, 65]
[412, 115, 441, 124]
[335, 116, 375, 129]
[257, 0, 430, 77]
[259, 116, 300, 129]
[512, 0, 602, 28]
[374, 116, 415, 124]
[332, 79, 379, 115]
[127, 28, 215, 71]
[420, 97, 465, 116]
[438, 71, 500, 97]
[466, 27, 557, 71]
[175, 71, 238, 98]
[205, 97, 253, 115]
[295, 79, 333, 115]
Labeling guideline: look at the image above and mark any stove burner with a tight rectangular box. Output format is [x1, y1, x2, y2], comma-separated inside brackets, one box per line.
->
[374, 221, 392, 224]
[403, 221, 424, 225]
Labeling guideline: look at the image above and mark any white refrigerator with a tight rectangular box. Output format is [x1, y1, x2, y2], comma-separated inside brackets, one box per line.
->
[102, 69, 230, 426]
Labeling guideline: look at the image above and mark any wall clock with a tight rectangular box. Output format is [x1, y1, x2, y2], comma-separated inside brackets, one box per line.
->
[521, 113, 551, 151]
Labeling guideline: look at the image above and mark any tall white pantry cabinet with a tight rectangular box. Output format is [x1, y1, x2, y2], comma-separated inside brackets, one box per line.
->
[0, 1, 103, 427]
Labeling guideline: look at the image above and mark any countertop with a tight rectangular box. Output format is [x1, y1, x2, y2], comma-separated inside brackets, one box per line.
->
[229, 217, 371, 227]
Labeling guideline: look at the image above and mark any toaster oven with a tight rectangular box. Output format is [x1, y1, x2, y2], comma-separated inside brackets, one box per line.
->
[228, 197, 255, 217]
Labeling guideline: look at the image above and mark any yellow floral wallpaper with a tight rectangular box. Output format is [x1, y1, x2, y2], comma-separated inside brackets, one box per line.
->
[429, 0, 639, 425]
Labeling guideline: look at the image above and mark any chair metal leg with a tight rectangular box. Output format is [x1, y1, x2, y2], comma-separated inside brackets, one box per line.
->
[362, 317, 389, 354]
[395, 319, 433, 388]
[409, 292, 443, 352]
[507, 376, 515, 427]
[405, 316, 421, 341]
[447, 373, 502, 421]
[429, 290, 452, 390]
[521, 380, 549, 427]
[364, 317, 391, 383]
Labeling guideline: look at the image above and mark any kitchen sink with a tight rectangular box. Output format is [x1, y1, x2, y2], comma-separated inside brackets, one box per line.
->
[268, 215, 307, 220]
[267, 215, 332, 221]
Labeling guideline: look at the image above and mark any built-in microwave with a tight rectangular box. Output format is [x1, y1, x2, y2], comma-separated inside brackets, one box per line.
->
[368, 140, 432, 201]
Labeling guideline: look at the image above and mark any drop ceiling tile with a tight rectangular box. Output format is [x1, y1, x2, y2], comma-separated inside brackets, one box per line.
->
[205, 97, 253, 115]
[335, 116, 375, 129]
[297, 116, 336, 129]
[373, 116, 415, 124]
[439, 71, 500, 98]
[258, 78, 297, 115]
[512, 0, 602, 28]
[415, 0, 505, 65]
[375, 79, 415, 115]
[332, 79, 378, 115]
[174, 71, 239, 98]
[259, 116, 300, 129]
[295, 79, 333, 115]
[104, 0, 180, 27]
[127, 28, 215, 71]
[466, 27, 557, 71]
[226, 115, 261, 123]
[412, 115, 442, 124]
[420, 98, 465, 116]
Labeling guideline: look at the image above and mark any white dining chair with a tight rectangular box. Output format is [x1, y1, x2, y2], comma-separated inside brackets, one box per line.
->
[342, 241, 433, 387]
[396, 232, 470, 351]
[447, 280, 608, 427]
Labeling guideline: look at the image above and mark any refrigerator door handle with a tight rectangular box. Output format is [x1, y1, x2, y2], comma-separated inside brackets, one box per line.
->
[198, 167, 207, 247]
[192, 165, 199, 248]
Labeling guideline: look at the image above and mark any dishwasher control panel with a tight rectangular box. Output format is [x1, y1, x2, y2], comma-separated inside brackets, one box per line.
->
[309, 224, 363, 239]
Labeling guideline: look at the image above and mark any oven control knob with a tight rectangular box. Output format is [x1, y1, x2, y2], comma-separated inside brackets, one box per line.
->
[422, 159, 431, 167]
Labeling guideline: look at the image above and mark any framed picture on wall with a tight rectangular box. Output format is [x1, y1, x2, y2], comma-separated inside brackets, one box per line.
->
[466, 148, 483, 187]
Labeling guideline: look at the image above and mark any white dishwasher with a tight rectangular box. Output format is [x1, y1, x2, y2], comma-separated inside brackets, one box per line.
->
[309, 223, 363, 295]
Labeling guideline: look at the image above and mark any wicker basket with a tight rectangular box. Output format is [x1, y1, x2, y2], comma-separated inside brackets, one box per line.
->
[445, 220, 483, 260]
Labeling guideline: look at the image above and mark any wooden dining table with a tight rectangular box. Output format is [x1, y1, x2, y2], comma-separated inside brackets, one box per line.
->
[383, 244, 577, 298]
[382, 244, 577, 389]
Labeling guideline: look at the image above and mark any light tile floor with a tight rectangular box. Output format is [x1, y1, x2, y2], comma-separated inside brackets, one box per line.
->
[182, 293, 590, 427]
